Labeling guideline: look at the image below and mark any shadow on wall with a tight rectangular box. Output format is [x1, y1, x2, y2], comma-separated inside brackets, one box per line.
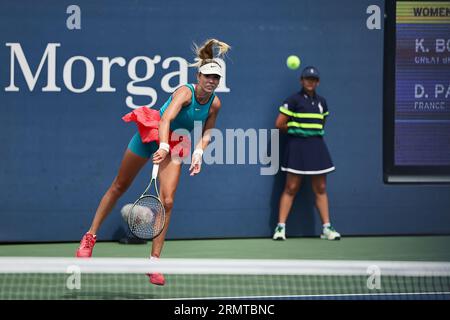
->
[113, 225, 127, 241]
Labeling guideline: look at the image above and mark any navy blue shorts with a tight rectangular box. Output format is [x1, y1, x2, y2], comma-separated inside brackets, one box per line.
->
[281, 135, 335, 175]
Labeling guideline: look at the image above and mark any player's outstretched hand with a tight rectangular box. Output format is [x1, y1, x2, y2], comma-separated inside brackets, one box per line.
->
[189, 151, 202, 176]
[153, 149, 168, 164]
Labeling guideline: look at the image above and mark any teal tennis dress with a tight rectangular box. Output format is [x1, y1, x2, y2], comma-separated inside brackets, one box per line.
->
[126, 84, 215, 158]
[279, 89, 335, 175]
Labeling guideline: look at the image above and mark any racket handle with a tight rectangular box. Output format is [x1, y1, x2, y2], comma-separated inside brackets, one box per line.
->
[152, 164, 160, 179]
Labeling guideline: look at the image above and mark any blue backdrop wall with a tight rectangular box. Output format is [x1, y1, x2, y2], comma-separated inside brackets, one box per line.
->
[1, 0, 449, 242]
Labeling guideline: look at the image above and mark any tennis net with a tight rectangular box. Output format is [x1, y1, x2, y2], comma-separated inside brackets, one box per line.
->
[0, 257, 449, 300]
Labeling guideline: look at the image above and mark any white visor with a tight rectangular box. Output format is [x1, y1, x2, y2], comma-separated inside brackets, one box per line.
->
[199, 62, 223, 77]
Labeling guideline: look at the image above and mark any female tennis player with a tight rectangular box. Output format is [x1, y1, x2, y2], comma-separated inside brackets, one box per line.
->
[76, 39, 230, 286]
[273, 66, 341, 241]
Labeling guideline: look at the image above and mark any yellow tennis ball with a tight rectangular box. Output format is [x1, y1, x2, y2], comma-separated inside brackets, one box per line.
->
[286, 55, 301, 70]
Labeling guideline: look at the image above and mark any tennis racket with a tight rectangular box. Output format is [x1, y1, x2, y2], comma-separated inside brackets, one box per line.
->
[127, 164, 165, 240]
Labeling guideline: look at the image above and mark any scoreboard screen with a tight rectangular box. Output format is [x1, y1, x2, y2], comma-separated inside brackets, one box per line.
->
[384, 0, 450, 183]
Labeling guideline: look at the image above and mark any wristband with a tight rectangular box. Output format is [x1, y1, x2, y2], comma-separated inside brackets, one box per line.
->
[193, 148, 203, 157]
[159, 142, 170, 153]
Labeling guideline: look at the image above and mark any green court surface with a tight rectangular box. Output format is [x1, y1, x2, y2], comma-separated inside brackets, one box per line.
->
[1, 236, 450, 300]
[0, 236, 449, 261]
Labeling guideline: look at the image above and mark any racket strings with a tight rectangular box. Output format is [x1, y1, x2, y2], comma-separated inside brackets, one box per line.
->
[128, 196, 165, 239]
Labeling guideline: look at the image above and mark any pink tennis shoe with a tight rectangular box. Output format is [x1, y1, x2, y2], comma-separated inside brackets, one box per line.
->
[146, 272, 166, 286]
[76, 233, 97, 258]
